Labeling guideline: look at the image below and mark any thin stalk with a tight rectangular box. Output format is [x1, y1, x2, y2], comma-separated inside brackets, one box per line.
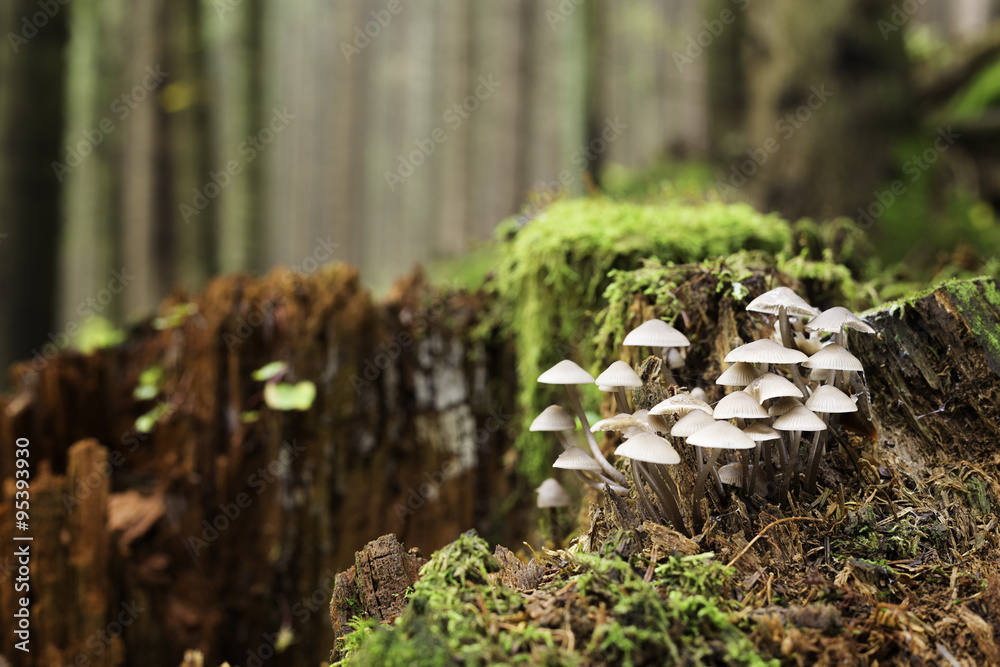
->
[692, 447, 722, 533]
[804, 429, 826, 494]
[613, 387, 631, 414]
[658, 347, 677, 386]
[630, 461, 659, 519]
[548, 507, 562, 548]
[778, 305, 809, 397]
[566, 384, 627, 485]
[641, 462, 689, 537]
[779, 429, 801, 502]
[572, 469, 628, 495]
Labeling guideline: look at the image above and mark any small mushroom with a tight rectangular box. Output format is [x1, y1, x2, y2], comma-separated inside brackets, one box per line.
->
[686, 421, 755, 531]
[538, 360, 627, 485]
[802, 385, 859, 493]
[649, 393, 714, 417]
[530, 405, 577, 450]
[622, 319, 690, 386]
[745, 287, 818, 395]
[594, 360, 643, 414]
[772, 406, 827, 500]
[742, 372, 803, 403]
[615, 432, 688, 536]
[536, 478, 571, 547]
[806, 306, 875, 350]
[554, 446, 628, 495]
[713, 391, 768, 492]
[716, 361, 763, 387]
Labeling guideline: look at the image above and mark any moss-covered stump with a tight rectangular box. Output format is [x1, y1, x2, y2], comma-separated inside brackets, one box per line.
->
[0, 266, 521, 667]
[852, 278, 1000, 467]
[332, 273, 1000, 666]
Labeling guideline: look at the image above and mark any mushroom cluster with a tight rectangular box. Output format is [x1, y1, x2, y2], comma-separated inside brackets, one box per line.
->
[531, 285, 875, 537]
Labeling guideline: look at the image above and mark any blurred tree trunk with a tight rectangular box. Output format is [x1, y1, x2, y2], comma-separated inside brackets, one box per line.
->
[0, 0, 66, 379]
[725, 0, 915, 220]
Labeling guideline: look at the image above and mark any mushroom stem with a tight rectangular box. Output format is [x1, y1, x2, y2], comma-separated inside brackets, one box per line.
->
[613, 387, 631, 414]
[692, 448, 722, 533]
[555, 431, 573, 451]
[761, 440, 775, 489]
[779, 429, 801, 502]
[565, 384, 627, 485]
[778, 305, 810, 397]
[742, 448, 753, 496]
[645, 463, 689, 537]
[572, 470, 629, 495]
[657, 347, 678, 386]
[803, 429, 826, 494]
[548, 507, 562, 548]
[630, 461, 659, 520]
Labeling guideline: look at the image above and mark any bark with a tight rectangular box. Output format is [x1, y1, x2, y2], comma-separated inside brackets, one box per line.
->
[0, 266, 522, 667]
[850, 278, 1000, 468]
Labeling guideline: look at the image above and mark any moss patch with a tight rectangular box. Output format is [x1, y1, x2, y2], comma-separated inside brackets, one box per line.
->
[484, 197, 793, 482]
[336, 531, 776, 666]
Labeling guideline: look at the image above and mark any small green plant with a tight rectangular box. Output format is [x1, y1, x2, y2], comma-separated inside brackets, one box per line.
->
[133, 365, 164, 401]
[251, 361, 316, 412]
[153, 302, 198, 330]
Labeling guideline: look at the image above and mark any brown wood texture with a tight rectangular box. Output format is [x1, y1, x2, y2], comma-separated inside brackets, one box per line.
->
[0, 266, 521, 666]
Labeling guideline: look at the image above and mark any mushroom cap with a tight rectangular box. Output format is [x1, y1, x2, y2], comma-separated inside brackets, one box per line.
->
[746, 286, 820, 319]
[536, 478, 571, 508]
[717, 462, 769, 495]
[553, 446, 602, 471]
[743, 372, 803, 402]
[743, 422, 781, 441]
[716, 361, 763, 387]
[622, 319, 690, 348]
[768, 396, 804, 417]
[595, 360, 643, 388]
[686, 421, 756, 450]
[538, 359, 595, 384]
[805, 306, 876, 335]
[808, 367, 830, 383]
[649, 393, 714, 416]
[690, 387, 709, 403]
[801, 343, 863, 372]
[724, 339, 808, 365]
[667, 348, 685, 369]
[591, 413, 652, 435]
[530, 405, 576, 432]
[670, 410, 716, 438]
[772, 406, 828, 432]
[713, 391, 769, 420]
[805, 385, 858, 414]
[614, 432, 680, 465]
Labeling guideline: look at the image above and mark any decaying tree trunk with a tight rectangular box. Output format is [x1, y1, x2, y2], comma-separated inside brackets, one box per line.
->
[0, 266, 522, 667]
[852, 278, 1000, 467]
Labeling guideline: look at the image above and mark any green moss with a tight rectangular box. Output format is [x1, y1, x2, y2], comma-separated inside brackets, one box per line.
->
[945, 279, 1000, 375]
[339, 532, 776, 666]
[484, 197, 793, 483]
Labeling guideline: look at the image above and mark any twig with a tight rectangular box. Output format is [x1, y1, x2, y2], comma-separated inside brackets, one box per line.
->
[727, 517, 824, 568]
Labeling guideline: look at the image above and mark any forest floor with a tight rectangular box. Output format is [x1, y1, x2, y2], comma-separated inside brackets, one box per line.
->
[331, 436, 1000, 665]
